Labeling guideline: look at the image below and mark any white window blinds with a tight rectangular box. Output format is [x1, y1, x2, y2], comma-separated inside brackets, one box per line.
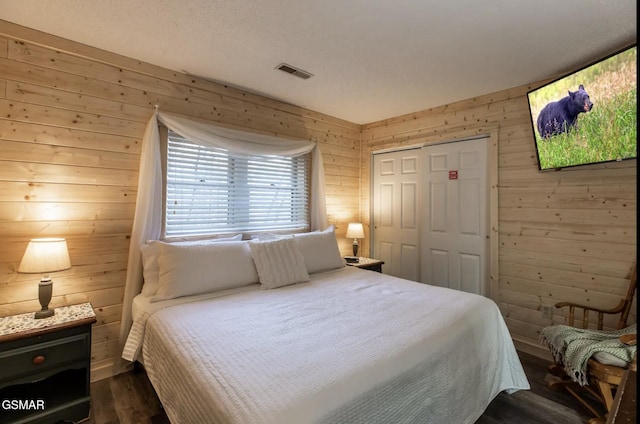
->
[166, 131, 310, 237]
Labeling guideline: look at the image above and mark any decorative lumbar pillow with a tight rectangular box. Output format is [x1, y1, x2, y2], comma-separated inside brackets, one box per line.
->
[151, 240, 258, 302]
[293, 226, 345, 274]
[140, 234, 242, 297]
[249, 237, 309, 289]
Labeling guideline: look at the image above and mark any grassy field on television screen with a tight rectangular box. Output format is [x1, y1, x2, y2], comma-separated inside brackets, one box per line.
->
[528, 47, 636, 170]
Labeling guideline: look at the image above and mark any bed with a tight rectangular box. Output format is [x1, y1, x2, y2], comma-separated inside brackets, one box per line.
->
[122, 228, 529, 424]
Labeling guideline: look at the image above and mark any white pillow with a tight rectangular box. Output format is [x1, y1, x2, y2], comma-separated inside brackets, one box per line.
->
[592, 351, 629, 367]
[140, 234, 243, 297]
[151, 240, 258, 302]
[293, 226, 345, 274]
[254, 226, 345, 274]
[249, 237, 309, 289]
[140, 242, 162, 296]
[151, 241, 258, 302]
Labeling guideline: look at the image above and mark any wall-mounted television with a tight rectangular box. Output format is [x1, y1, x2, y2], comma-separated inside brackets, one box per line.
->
[527, 45, 637, 171]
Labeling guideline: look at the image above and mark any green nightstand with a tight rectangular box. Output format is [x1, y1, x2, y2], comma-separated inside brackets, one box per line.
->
[0, 303, 96, 424]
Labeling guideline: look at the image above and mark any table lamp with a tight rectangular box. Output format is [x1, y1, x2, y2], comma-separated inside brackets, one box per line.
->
[346, 223, 365, 257]
[18, 238, 71, 319]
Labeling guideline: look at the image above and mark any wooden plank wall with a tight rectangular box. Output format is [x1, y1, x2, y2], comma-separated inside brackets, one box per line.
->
[0, 21, 361, 381]
[361, 86, 637, 357]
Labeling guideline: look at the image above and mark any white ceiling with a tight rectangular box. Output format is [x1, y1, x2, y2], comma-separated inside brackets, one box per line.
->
[0, 0, 636, 124]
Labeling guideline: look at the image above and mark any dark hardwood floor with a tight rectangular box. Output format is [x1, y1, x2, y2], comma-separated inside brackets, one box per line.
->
[476, 351, 602, 424]
[86, 351, 600, 424]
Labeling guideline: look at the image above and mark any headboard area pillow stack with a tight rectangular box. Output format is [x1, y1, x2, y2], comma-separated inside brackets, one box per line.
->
[151, 240, 258, 302]
[139, 227, 345, 299]
[140, 234, 242, 298]
[256, 226, 345, 274]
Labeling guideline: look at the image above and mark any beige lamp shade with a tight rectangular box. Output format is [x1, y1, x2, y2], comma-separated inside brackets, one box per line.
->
[19, 238, 71, 274]
[346, 223, 365, 240]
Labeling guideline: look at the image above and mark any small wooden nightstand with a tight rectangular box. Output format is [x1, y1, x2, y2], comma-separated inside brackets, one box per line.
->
[345, 257, 385, 273]
[0, 303, 96, 424]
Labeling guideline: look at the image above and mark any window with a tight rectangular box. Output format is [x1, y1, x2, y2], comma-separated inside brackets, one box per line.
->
[164, 131, 310, 238]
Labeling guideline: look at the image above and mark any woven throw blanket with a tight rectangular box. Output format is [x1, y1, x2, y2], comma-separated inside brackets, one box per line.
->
[540, 324, 636, 386]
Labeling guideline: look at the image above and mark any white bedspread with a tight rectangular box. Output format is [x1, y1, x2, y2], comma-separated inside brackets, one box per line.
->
[129, 267, 529, 424]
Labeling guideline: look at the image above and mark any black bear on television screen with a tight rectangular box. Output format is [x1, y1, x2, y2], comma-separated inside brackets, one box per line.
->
[537, 84, 594, 138]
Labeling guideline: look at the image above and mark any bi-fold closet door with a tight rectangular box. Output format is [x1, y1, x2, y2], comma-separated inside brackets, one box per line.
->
[371, 148, 421, 282]
[371, 136, 488, 296]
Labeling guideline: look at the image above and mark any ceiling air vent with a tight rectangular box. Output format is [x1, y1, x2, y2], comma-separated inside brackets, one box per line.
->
[276, 63, 313, 80]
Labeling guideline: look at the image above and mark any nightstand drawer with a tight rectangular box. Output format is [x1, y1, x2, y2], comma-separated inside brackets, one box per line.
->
[0, 333, 89, 383]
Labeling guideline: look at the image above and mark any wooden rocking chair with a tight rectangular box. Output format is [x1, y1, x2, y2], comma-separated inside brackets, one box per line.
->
[545, 263, 637, 424]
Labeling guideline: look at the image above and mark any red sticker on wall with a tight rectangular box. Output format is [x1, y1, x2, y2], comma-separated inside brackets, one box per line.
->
[448, 170, 458, 180]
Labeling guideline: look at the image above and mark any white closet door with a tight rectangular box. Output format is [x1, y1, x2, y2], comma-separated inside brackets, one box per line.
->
[421, 137, 488, 295]
[372, 148, 420, 281]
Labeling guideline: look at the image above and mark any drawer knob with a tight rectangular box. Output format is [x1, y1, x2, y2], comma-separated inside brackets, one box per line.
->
[32, 355, 46, 365]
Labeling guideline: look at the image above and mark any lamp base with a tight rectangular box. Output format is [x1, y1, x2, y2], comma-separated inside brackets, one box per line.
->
[35, 278, 54, 320]
[34, 308, 54, 319]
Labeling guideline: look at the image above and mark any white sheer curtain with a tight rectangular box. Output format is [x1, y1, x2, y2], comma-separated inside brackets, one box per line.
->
[115, 111, 327, 371]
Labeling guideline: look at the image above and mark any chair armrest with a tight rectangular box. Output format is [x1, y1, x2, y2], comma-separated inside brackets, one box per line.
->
[554, 299, 626, 315]
[619, 333, 636, 346]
